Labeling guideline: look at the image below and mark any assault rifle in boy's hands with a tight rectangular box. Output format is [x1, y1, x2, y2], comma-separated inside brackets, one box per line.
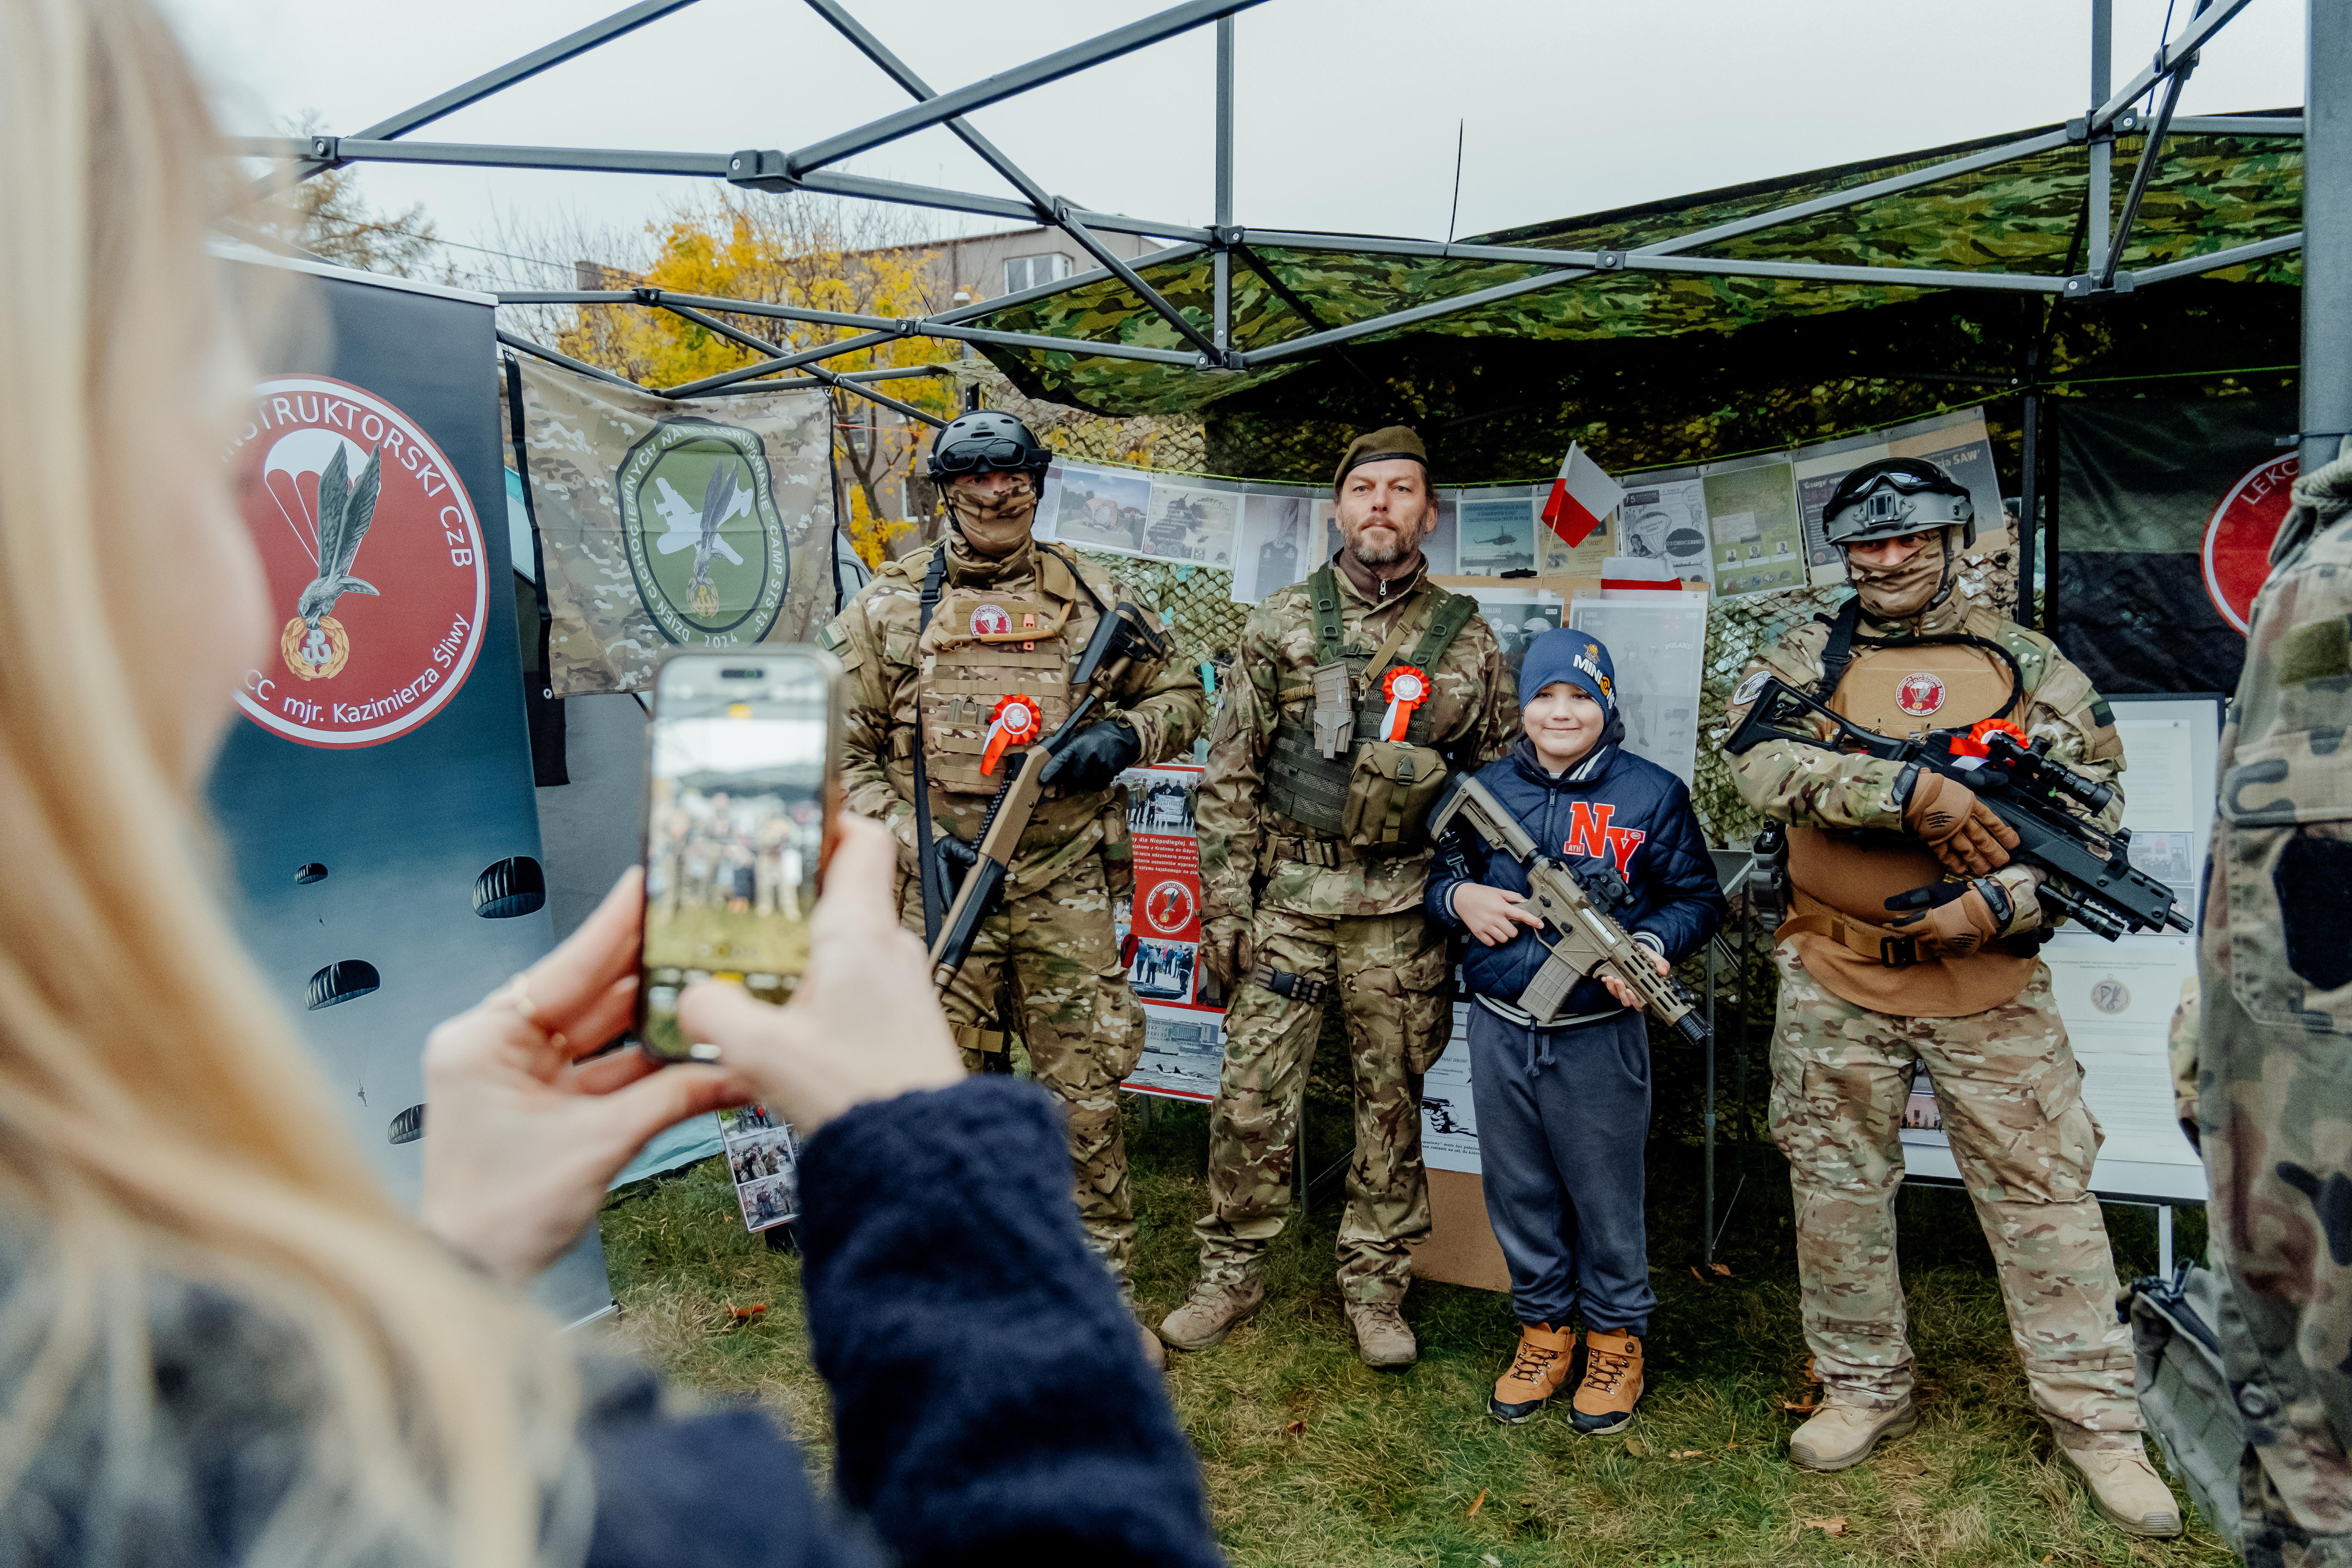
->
[928, 600, 1170, 991]
[1431, 776, 1711, 1044]
[1722, 675, 2192, 941]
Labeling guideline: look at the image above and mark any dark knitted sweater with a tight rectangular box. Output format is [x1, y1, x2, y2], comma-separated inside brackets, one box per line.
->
[2, 1079, 1222, 1568]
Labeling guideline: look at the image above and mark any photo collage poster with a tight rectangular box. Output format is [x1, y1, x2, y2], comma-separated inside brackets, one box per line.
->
[720, 1103, 800, 1233]
[1113, 763, 1226, 1102]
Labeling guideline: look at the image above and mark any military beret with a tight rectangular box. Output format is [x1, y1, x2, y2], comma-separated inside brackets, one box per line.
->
[1332, 425, 1432, 494]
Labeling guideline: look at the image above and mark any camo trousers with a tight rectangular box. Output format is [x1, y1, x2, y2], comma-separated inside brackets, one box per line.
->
[1768, 945, 2141, 1445]
[897, 855, 1144, 1279]
[1192, 905, 1452, 1306]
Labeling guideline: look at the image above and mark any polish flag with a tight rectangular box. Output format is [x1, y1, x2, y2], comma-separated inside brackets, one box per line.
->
[1541, 443, 1624, 548]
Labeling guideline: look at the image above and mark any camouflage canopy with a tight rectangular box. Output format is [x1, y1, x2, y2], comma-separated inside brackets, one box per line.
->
[965, 115, 2302, 419]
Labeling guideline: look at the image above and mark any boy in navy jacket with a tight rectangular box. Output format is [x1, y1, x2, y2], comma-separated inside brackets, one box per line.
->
[1426, 628, 1726, 1431]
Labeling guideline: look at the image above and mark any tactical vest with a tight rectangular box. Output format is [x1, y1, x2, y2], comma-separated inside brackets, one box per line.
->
[916, 572, 1083, 795]
[1784, 602, 2038, 1015]
[1265, 565, 1476, 844]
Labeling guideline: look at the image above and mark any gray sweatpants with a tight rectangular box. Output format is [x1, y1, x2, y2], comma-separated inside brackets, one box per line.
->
[1465, 1004, 1656, 1335]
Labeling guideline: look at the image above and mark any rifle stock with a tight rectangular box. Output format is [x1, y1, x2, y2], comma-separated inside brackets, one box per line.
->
[1431, 776, 1710, 1044]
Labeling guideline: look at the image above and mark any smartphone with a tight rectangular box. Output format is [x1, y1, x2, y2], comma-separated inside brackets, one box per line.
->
[635, 647, 843, 1063]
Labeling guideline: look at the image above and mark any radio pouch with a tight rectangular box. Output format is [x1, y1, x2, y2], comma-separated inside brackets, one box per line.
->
[1340, 740, 1449, 848]
[1312, 660, 1354, 757]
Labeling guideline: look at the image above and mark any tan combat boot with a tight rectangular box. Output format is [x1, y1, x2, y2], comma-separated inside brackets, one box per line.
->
[1571, 1330, 1646, 1435]
[2062, 1444, 2184, 1538]
[1788, 1395, 1918, 1471]
[1346, 1300, 1418, 1367]
[1137, 1322, 1166, 1371]
[1488, 1323, 1576, 1423]
[1157, 1277, 1264, 1352]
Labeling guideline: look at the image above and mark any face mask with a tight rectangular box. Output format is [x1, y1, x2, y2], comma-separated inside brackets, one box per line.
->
[947, 479, 1038, 557]
[1846, 530, 1950, 619]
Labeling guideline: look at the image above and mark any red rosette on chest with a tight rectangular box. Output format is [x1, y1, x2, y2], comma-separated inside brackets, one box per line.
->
[981, 693, 1042, 777]
[1377, 665, 1431, 743]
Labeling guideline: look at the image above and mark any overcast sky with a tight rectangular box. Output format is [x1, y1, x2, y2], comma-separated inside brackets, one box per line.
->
[161, 0, 2308, 287]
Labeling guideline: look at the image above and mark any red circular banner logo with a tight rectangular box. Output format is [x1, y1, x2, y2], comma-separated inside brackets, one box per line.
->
[2203, 452, 2298, 634]
[1896, 672, 1947, 717]
[231, 377, 487, 747]
[1141, 878, 1196, 937]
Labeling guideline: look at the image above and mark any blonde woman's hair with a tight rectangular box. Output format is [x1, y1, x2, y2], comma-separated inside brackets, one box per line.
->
[0, 2, 580, 1563]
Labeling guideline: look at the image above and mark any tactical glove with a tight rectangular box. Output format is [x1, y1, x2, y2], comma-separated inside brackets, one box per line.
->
[1200, 914, 1254, 990]
[1041, 718, 1141, 793]
[1886, 878, 2004, 960]
[1900, 770, 2018, 876]
[933, 831, 982, 905]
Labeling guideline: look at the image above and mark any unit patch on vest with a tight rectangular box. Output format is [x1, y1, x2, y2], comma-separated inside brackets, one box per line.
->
[1563, 802, 1646, 876]
[1896, 672, 1947, 717]
[971, 602, 1012, 637]
[1733, 670, 1769, 707]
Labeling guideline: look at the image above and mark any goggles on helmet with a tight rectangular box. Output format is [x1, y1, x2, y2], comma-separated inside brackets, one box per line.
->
[932, 437, 1034, 475]
[1822, 460, 1976, 548]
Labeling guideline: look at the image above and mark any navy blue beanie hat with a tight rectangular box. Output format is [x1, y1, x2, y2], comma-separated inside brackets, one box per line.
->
[1519, 628, 1615, 711]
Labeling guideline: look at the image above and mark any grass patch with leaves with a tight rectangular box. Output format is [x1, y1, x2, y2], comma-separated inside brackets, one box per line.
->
[598, 1094, 2228, 1567]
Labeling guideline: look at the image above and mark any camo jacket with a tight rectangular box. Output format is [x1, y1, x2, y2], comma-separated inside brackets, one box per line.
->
[1724, 590, 2127, 834]
[822, 534, 1205, 894]
[1198, 554, 1518, 922]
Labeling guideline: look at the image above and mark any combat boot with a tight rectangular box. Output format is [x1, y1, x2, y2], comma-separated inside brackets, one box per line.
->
[1788, 1395, 1917, 1471]
[1488, 1323, 1575, 1423]
[2061, 1443, 2183, 1538]
[1346, 1300, 1418, 1367]
[1570, 1330, 1645, 1434]
[1157, 1277, 1263, 1352]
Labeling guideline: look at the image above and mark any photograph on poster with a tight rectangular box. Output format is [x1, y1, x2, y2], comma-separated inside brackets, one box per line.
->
[1702, 459, 1805, 596]
[1130, 940, 1197, 1002]
[1617, 476, 1715, 586]
[1568, 596, 1707, 784]
[1234, 492, 1314, 602]
[737, 1172, 798, 1231]
[1126, 770, 1200, 835]
[1457, 495, 1538, 576]
[1125, 1012, 1224, 1100]
[1419, 1006, 1481, 1174]
[1465, 589, 1563, 688]
[720, 1106, 800, 1232]
[1142, 481, 1239, 566]
[1047, 462, 1152, 554]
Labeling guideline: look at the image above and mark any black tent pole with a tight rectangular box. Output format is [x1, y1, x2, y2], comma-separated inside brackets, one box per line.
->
[2305, 0, 2352, 477]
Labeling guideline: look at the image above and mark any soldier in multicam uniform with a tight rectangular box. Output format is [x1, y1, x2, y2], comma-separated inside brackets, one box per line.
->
[2180, 450, 2352, 1566]
[819, 412, 1205, 1367]
[1159, 426, 1519, 1368]
[1726, 457, 2181, 1535]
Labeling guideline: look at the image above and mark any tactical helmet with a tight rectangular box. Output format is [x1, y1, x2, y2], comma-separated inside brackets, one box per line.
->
[926, 410, 1051, 484]
[1821, 458, 1977, 549]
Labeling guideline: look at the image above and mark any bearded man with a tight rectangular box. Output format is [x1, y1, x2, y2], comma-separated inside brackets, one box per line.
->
[1158, 426, 1518, 1368]
[1724, 457, 2179, 1536]
[821, 412, 1205, 1366]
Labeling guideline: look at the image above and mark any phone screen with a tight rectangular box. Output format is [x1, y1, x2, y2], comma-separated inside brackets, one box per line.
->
[637, 652, 835, 1062]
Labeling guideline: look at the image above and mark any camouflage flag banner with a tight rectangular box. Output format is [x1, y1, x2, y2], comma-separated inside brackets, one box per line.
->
[511, 357, 839, 696]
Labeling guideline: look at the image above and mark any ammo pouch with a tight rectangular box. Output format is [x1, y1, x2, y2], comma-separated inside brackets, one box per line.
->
[2125, 1266, 2244, 1550]
[1339, 740, 1449, 848]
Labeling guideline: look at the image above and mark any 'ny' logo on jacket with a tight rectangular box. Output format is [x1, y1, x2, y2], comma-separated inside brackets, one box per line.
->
[1563, 802, 1646, 876]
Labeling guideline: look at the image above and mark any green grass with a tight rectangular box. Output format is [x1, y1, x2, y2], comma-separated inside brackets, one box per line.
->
[598, 1094, 2231, 1567]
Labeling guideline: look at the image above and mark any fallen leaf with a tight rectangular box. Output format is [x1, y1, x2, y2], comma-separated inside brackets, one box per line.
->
[1689, 1266, 1709, 1283]
[1782, 1401, 1819, 1414]
[1709, 1262, 1732, 1277]
[727, 1303, 768, 1321]
[1669, 1449, 1709, 1459]
[1624, 1438, 1649, 1457]
[1467, 1490, 1487, 1519]
[1284, 1421, 1305, 1438]
[1803, 1517, 1848, 1536]
[1801, 1358, 1823, 1384]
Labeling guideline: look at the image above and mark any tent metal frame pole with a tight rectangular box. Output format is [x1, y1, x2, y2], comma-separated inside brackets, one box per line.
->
[1213, 14, 1236, 353]
[649, 298, 946, 424]
[2304, 0, 2352, 475]
[2101, 0, 2210, 291]
[2089, 0, 2115, 278]
[2090, 0, 2257, 131]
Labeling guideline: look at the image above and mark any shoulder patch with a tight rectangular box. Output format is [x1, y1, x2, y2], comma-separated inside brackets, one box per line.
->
[2278, 617, 2352, 686]
[816, 621, 845, 653]
[2088, 696, 2115, 729]
[1733, 670, 1771, 706]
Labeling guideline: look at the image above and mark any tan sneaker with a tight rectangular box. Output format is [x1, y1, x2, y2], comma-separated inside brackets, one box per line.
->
[1346, 1300, 1418, 1367]
[1157, 1277, 1264, 1352]
[1488, 1323, 1575, 1423]
[1788, 1395, 1918, 1471]
[1571, 1330, 1646, 1434]
[2063, 1445, 2183, 1538]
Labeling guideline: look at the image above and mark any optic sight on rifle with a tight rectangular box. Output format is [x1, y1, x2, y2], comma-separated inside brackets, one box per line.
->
[1722, 675, 2192, 942]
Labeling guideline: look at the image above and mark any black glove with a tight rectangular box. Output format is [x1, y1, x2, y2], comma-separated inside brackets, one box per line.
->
[932, 831, 980, 902]
[1041, 718, 1141, 793]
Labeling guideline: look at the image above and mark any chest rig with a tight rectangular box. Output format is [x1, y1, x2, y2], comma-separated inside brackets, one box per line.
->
[1266, 565, 1475, 836]
[916, 555, 1095, 794]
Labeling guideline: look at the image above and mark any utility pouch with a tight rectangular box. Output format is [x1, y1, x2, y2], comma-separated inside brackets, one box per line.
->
[1311, 659, 1354, 758]
[1339, 740, 1449, 848]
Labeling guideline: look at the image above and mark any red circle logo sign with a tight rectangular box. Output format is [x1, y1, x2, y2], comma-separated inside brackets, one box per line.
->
[2203, 452, 2298, 634]
[1896, 672, 1946, 717]
[1142, 879, 1196, 937]
[231, 377, 487, 747]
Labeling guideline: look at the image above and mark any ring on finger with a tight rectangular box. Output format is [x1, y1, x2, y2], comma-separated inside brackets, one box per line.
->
[489, 972, 538, 1023]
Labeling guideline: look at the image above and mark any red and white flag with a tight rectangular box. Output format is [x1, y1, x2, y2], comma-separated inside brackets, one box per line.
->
[1541, 443, 1624, 548]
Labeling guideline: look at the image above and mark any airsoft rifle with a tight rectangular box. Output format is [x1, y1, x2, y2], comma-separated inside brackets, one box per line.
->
[928, 600, 1170, 990]
[1431, 775, 1711, 1044]
[1723, 675, 2193, 941]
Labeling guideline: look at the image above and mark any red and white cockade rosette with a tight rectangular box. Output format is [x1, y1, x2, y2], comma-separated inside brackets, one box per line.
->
[1377, 665, 1431, 742]
[980, 693, 1041, 776]
[1950, 716, 2029, 760]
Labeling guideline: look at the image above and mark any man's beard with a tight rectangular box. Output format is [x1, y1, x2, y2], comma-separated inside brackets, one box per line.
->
[948, 481, 1037, 557]
[1340, 512, 1429, 568]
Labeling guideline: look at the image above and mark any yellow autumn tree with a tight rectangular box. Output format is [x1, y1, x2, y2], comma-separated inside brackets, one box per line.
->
[551, 194, 960, 567]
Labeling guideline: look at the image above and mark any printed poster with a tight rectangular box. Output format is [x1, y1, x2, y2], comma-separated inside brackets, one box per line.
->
[1464, 587, 1565, 692]
[1115, 763, 1227, 1101]
[1701, 456, 1807, 597]
[1568, 595, 1709, 786]
[1233, 491, 1315, 602]
[1419, 1002, 1483, 1174]
[1615, 475, 1714, 587]
[1040, 460, 1153, 555]
[720, 1103, 801, 1233]
[1139, 479, 1241, 568]
[1793, 409, 2003, 586]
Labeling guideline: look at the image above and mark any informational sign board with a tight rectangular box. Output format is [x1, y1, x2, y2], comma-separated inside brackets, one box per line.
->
[1899, 695, 2221, 1202]
[206, 250, 614, 1325]
[1114, 764, 1227, 1101]
[1568, 596, 1710, 786]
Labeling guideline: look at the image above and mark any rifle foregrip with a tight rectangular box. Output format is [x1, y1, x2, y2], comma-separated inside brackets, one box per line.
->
[929, 861, 1008, 989]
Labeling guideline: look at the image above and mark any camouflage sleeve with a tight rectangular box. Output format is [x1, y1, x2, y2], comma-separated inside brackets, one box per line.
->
[2007, 631, 2128, 828]
[1112, 624, 1208, 767]
[824, 582, 917, 855]
[1194, 605, 1282, 922]
[1456, 619, 1521, 768]
[1721, 642, 1909, 831]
